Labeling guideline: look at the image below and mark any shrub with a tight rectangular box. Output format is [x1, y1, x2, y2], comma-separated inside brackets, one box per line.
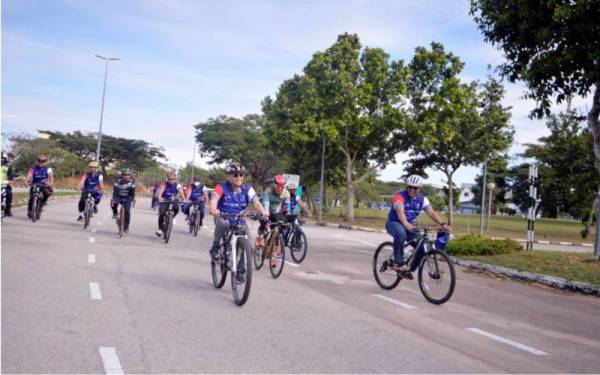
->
[446, 234, 522, 256]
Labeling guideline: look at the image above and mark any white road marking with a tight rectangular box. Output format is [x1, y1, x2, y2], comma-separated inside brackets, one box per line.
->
[333, 234, 378, 248]
[466, 328, 548, 356]
[285, 261, 300, 268]
[98, 347, 124, 375]
[89, 237, 96, 243]
[98, 222, 103, 226]
[174, 220, 177, 225]
[89, 282, 102, 300]
[372, 294, 417, 310]
[88, 254, 96, 264]
[92, 228, 98, 233]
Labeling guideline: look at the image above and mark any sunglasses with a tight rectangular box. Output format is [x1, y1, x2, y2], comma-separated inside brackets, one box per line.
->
[231, 173, 244, 178]
[37, 159, 48, 163]
[407, 186, 420, 190]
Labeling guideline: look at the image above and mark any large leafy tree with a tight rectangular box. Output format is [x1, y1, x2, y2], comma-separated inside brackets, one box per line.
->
[471, 157, 511, 213]
[406, 43, 514, 225]
[195, 114, 284, 189]
[263, 33, 411, 222]
[470, 0, 600, 172]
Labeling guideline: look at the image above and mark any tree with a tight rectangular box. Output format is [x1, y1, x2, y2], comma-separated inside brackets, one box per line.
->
[405, 43, 514, 225]
[471, 157, 510, 213]
[470, 0, 600, 173]
[263, 33, 411, 222]
[195, 114, 284, 189]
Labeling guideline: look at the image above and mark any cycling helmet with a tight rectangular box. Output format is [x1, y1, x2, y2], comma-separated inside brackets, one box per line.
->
[167, 171, 177, 179]
[88, 161, 99, 168]
[405, 174, 424, 187]
[273, 174, 286, 186]
[120, 168, 132, 176]
[287, 182, 296, 190]
[225, 162, 246, 175]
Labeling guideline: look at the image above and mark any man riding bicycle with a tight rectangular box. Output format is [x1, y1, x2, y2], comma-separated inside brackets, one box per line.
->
[209, 162, 268, 258]
[182, 176, 208, 226]
[286, 182, 310, 218]
[155, 172, 185, 238]
[76, 161, 104, 221]
[386, 175, 451, 277]
[257, 174, 292, 267]
[26, 154, 54, 219]
[111, 169, 136, 233]
[1, 152, 15, 217]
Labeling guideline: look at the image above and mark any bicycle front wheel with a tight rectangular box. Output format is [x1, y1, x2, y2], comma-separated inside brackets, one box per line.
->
[164, 212, 173, 244]
[231, 238, 252, 306]
[289, 227, 308, 263]
[211, 244, 228, 288]
[372, 242, 401, 290]
[84, 201, 92, 229]
[118, 206, 125, 238]
[269, 233, 285, 279]
[31, 196, 38, 223]
[193, 211, 201, 237]
[254, 242, 265, 270]
[418, 250, 456, 305]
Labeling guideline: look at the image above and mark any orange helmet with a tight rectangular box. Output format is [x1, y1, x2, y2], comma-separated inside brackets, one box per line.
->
[273, 174, 286, 186]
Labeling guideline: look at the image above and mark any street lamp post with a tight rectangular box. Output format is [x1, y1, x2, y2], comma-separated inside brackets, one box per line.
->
[95, 54, 120, 163]
[486, 182, 495, 232]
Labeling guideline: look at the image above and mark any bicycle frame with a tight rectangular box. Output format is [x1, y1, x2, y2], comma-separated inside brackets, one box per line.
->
[222, 217, 250, 274]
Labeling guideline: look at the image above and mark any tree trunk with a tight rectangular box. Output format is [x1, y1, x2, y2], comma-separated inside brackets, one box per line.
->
[589, 83, 600, 173]
[344, 156, 355, 223]
[446, 172, 455, 226]
[583, 193, 597, 239]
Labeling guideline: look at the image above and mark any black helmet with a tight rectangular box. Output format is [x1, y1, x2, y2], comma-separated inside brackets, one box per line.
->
[225, 162, 246, 175]
[120, 168, 132, 176]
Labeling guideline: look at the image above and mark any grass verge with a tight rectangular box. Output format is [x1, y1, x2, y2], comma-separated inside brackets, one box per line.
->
[12, 191, 79, 204]
[463, 250, 600, 286]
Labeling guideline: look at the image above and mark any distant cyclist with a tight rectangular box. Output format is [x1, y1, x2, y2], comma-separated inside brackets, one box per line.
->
[386, 175, 451, 276]
[155, 172, 185, 238]
[286, 182, 310, 218]
[1, 152, 15, 216]
[26, 154, 54, 219]
[111, 169, 136, 233]
[208, 162, 269, 258]
[182, 176, 208, 226]
[76, 161, 104, 221]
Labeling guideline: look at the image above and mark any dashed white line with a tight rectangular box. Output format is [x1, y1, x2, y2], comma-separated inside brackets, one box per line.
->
[372, 294, 417, 310]
[466, 328, 548, 356]
[98, 222, 103, 226]
[89, 282, 102, 300]
[285, 261, 300, 268]
[98, 347, 124, 375]
[89, 237, 96, 243]
[88, 254, 96, 264]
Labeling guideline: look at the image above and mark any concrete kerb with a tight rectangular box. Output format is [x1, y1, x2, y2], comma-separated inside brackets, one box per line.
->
[307, 219, 600, 296]
[452, 257, 600, 297]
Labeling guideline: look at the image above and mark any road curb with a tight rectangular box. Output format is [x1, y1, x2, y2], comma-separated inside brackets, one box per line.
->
[306, 220, 594, 246]
[451, 257, 600, 297]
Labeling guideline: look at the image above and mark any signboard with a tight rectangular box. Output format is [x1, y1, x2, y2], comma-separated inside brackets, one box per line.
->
[283, 174, 300, 187]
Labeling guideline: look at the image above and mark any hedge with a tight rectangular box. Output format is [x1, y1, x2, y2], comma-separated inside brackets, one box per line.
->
[446, 234, 523, 256]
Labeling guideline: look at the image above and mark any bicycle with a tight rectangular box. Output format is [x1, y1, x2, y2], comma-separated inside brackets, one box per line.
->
[161, 200, 176, 244]
[187, 202, 202, 237]
[1, 186, 7, 220]
[281, 214, 308, 264]
[82, 191, 95, 229]
[254, 220, 286, 278]
[29, 183, 44, 223]
[211, 213, 256, 306]
[372, 227, 456, 305]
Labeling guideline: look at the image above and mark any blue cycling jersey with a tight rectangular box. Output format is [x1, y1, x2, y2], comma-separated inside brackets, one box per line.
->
[388, 190, 431, 225]
[83, 171, 103, 191]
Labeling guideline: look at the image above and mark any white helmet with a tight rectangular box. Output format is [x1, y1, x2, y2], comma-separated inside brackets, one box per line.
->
[405, 174, 424, 187]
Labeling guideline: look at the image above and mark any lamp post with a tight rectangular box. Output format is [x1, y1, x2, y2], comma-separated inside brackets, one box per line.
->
[486, 182, 495, 232]
[95, 54, 120, 163]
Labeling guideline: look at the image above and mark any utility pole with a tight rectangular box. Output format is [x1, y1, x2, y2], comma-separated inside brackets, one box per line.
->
[318, 136, 326, 223]
[526, 164, 541, 251]
[94, 55, 119, 162]
[479, 160, 487, 235]
[190, 138, 196, 183]
[486, 182, 495, 232]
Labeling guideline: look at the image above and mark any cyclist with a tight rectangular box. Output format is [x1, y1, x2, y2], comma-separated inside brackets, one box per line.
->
[1, 152, 14, 216]
[182, 176, 208, 226]
[386, 175, 451, 276]
[26, 154, 54, 219]
[155, 172, 185, 237]
[76, 161, 104, 221]
[111, 169, 136, 233]
[258, 174, 291, 267]
[287, 182, 310, 217]
[208, 162, 268, 259]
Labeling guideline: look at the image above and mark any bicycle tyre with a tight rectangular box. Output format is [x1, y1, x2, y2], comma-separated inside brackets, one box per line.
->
[211, 242, 228, 288]
[164, 211, 173, 244]
[231, 238, 252, 306]
[193, 210, 200, 237]
[118, 205, 125, 238]
[254, 241, 265, 270]
[289, 227, 308, 263]
[269, 233, 285, 279]
[372, 241, 401, 290]
[84, 200, 92, 229]
[31, 195, 38, 223]
[418, 250, 456, 305]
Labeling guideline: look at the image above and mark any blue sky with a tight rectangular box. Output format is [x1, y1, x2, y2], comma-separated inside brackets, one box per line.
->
[1, 0, 587, 186]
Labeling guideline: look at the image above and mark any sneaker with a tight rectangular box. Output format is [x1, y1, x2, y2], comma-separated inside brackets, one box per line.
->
[155, 230, 163, 237]
[93, 206, 98, 214]
[402, 271, 414, 280]
[124, 227, 129, 233]
[255, 237, 265, 248]
[271, 259, 277, 268]
[77, 215, 84, 222]
[5, 211, 12, 217]
[389, 261, 407, 272]
[27, 211, 33, 219]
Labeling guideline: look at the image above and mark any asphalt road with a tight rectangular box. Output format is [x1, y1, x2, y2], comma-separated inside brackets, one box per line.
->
[2, 198, 599, 374]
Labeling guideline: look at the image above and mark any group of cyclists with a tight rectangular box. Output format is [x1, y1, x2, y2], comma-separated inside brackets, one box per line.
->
[1, 152, 451, 279]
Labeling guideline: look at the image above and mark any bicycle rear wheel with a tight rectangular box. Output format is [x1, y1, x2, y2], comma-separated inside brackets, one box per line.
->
[269, 233, 285, 279]
[418, 250, 456, 305]
[289, 227, 308, 263]
[372, 241, 401, 290]
[211, 242, 228, 288]
[231, 238, 252, 306]
[254, 240, 265, 270]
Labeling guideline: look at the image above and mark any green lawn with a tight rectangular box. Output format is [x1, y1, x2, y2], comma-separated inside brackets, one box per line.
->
[324, 207, 594, 244]
[12, 191, 79, 204]
[464, 251, 600, 286]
